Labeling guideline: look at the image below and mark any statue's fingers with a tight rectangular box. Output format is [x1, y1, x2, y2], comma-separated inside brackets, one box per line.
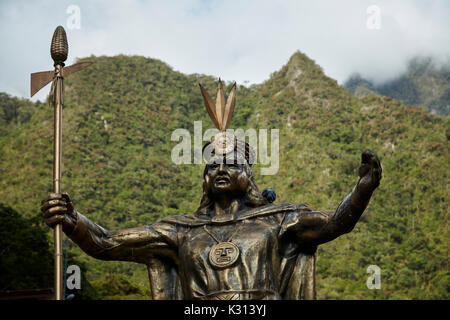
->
[61, 194, 74, 211]
[361, 150, 375, 164]
[43, 207, 63, 219]
[373, 167, 382, 182]
[61, 192, 72, 203]
[369, 153, 381, 169]
[362, 150, 381, 173]
[41, 192, 63, 205]
[45, 214, 65, 227]
[44, 206, 68, 218]
[359, 163, 370, 178]
[41, 199, 67, 213]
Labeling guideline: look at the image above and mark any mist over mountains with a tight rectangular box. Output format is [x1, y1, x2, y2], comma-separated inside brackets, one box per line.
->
[344, 56, 450, 116]
[0, 51, 448, 299]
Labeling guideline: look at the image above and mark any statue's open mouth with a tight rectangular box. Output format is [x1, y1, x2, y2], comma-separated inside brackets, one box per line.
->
[215, 176, 230, 185]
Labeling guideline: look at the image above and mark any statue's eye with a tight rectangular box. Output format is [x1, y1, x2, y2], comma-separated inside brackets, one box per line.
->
[227, 163, 241, 169]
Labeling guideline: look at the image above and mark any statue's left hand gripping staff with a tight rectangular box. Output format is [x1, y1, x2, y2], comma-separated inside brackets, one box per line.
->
[31, 26, 92, 300]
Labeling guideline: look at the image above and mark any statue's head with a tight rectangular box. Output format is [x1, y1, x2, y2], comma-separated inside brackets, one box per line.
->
[195, 80, 270, 215]
[195, 133, 268, 215]
[204, 150, 251, 197]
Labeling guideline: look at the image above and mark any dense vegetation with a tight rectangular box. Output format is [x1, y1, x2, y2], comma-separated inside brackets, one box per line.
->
[0, 52, 448, 299]
[344, 56, 450, 116]
[0, 204, 53, 291]
[0, 203, 98, 299]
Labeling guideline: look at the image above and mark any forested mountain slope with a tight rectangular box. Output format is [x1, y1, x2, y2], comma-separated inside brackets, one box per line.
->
[0, 52, 447, 299]
[345, 56, 450, 116]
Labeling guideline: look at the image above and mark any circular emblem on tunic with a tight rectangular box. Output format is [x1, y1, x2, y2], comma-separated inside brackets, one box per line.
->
[208, 242, 240, 268]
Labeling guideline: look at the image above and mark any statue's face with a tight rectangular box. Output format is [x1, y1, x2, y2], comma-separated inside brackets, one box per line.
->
[205, 153, 250, 196]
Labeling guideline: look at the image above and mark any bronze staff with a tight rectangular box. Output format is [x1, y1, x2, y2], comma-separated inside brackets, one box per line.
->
[31, 26, 91, 300]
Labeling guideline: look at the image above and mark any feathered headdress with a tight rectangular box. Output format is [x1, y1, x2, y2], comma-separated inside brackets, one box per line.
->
[199, 79, 255, 165]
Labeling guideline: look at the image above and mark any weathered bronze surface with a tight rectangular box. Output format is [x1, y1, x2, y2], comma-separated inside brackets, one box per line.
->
[41, 80, 382, 300]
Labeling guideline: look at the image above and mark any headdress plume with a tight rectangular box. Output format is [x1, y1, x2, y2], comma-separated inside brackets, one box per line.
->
[199, 80, 254, 165]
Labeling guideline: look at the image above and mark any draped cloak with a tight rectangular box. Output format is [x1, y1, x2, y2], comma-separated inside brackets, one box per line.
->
[146, 203, 319, 300]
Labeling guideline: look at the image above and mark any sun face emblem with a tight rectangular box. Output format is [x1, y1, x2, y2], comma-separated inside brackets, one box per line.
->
[208, 242, 240, 268]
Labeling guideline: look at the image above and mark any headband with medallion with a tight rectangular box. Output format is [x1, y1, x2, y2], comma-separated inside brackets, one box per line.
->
[199, 79, 255, 165]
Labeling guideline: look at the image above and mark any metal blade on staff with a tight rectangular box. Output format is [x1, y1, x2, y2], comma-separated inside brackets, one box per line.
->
[31, 26, 91, 300]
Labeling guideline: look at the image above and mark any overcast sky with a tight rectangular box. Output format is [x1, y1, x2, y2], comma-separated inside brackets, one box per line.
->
[1, 0, 449, 102]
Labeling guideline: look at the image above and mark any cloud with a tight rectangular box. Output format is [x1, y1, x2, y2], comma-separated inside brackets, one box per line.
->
[0, 0, 449, 101]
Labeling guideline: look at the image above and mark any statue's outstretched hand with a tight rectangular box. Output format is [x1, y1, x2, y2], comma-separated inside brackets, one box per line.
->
[41, 192, 76, 231]
[358, 150, 382, 197]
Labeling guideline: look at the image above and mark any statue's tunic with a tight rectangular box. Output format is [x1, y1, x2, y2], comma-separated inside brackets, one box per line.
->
[67, 203, 346, 300]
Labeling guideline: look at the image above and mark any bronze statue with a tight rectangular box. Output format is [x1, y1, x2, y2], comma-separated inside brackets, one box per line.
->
[41, 80, 382, 300]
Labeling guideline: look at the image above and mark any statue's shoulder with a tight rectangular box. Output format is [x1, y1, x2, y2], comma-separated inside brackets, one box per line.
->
[158, 214, 207, 227]
[159, 202, 311, 227]
[238, 202, 310, 219]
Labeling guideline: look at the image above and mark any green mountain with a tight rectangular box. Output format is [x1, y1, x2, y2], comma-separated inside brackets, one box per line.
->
[344, 56, 450, 116]
[344, 73, 379, 98]
[0, 52, 448, 299]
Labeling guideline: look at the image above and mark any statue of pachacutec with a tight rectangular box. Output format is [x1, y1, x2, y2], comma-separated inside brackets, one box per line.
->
[42, 80, 382, 300]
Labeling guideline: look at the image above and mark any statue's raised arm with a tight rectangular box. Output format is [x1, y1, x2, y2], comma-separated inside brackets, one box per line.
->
[282, 150, 382, 246]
